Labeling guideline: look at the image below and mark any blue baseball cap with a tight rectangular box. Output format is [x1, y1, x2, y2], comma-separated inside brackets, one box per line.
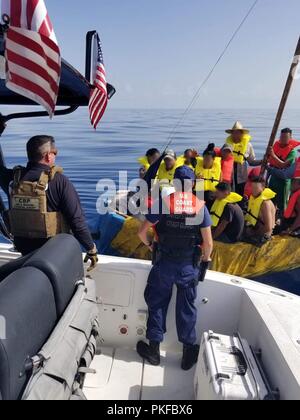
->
[174, 166, 196, 182]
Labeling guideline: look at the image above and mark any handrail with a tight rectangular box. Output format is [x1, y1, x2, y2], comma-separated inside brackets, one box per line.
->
[0, 105, 79, 135]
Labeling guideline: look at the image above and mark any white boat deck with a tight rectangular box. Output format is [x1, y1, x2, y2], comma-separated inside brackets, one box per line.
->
[83, 347, 195, 401]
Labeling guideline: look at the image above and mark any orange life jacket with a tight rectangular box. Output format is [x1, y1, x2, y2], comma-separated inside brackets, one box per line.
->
[166, 192, 204, 215]
[215, 147, 234, 184]
[269, 140, 300, 168]
[284, 189, 300, 219]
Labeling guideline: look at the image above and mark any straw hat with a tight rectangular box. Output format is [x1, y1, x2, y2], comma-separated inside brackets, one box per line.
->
[226, 121, 250, 135]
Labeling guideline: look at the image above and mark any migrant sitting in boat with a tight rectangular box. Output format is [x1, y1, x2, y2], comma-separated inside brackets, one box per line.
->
[138, 148, 161, 179]
[243, 177, 277, 246]
[156, 149, 179, 190]
[210, 182, 244, 244]
[194, 143, 222, 210]
[215, 144, 235, 185]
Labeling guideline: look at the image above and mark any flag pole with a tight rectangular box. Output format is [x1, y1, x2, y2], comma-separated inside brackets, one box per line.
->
[261, 36, 300, 174]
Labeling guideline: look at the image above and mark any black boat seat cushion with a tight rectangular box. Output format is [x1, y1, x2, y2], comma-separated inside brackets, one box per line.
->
[0, 252, 34, 284]
[24, 234, 85, 317]
[0, 267, 57, 400]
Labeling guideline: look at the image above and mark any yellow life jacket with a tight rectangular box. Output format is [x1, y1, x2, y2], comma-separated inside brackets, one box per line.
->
[226, 134, 252, 165]
[138, 156, 150, 171]
[245, 188, 276, 227]
[177, 155, 195, 170]
[9, 166, 70, 239]
[195, 157, 222, 192]
[210, 192, 243, 227]
[157, 161, 181, 189]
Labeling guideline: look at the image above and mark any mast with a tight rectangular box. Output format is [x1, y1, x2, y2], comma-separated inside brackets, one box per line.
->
[261, 37, 300, 174]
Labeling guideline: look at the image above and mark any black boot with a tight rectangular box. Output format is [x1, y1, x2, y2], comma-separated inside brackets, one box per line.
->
[181, 344, 200, 371]
[137, 341, 161, 366]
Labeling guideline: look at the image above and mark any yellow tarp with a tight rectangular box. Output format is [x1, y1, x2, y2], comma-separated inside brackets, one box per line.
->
[211, 236, 300, 278]
[111, 217, 300, 278]
[111, 217, 153, 261]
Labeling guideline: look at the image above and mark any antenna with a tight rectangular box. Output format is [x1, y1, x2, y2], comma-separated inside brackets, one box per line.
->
[85, 30, 97, 84]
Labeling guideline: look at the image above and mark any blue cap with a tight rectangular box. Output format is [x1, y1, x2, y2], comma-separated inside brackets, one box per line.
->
[174, 165, 196, 182]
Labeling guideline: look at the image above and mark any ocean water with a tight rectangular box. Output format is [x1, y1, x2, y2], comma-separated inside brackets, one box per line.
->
[2, 107, 300, 219]
[1, 107, 300, 294]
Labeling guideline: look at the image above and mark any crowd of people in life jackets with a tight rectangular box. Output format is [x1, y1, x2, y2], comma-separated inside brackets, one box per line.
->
[137, 122, 300, 247]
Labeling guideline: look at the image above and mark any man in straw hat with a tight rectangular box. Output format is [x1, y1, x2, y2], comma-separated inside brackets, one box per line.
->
[225, 121, 261, 196]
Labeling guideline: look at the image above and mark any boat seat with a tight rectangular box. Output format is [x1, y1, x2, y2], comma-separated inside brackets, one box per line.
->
[24, 234, 85, 317]
[0, 267, 57, 400]
[0, 252, 35, 283]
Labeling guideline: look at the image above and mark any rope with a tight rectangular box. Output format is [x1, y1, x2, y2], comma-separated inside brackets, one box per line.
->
[164, 0, 260, 151]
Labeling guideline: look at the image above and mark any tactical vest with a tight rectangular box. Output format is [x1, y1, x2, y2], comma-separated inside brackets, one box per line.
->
[9, 166, 70, 239]
[155, 192, 205, 258]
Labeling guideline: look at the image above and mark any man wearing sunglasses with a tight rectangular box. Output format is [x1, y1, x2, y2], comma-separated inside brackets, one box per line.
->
[0, 135, 98, 271]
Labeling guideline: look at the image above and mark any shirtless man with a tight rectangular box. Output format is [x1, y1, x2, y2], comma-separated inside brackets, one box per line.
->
[243, 177, 276, 245]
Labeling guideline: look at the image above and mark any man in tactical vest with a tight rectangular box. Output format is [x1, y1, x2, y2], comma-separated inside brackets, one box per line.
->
[0, 135, 98, 271]
[137, 166, 213, 371]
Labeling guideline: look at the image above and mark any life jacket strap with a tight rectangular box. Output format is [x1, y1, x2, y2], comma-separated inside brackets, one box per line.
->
[233, 150, 246, 159]
[210, 211, 221, 220]
[245, 210, 265, 226]
[203, 177, 219, 183]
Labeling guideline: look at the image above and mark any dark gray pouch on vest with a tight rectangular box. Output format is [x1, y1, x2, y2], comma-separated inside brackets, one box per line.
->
[22, 279, 99, 401]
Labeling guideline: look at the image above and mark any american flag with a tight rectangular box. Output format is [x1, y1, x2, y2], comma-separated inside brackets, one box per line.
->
[2, 0, 61, 116]
[89, 34, 108, 129]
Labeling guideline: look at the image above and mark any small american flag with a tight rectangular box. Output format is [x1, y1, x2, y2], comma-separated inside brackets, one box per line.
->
[2, 0, 61, 116]
[89, 34, 108, 129]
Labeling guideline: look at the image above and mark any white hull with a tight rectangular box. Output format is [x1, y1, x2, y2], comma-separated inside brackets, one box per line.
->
[0, 244, 299, 400]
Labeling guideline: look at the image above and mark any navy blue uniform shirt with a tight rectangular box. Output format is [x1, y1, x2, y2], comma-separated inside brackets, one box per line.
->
[0, 162, 94, 253]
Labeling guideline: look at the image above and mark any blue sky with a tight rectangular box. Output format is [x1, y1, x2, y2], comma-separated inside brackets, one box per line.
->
[47, 0, 300, 109]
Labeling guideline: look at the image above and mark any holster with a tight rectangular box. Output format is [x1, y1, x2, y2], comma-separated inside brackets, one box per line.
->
[198, 260, 210, 284]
